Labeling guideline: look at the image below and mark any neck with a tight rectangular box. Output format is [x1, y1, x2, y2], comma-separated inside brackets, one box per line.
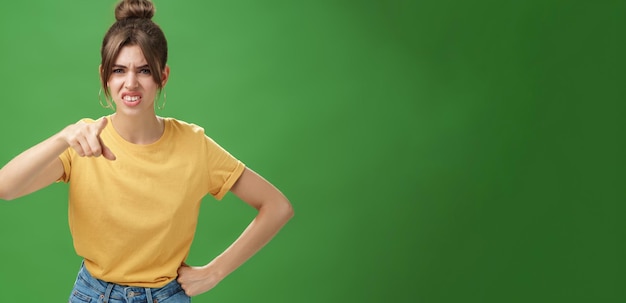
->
[110, 112, 164, 144]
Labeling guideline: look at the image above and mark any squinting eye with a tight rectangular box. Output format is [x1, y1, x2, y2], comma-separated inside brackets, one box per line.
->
[112, 69, 124, 73]
[140, 69, 152, 74]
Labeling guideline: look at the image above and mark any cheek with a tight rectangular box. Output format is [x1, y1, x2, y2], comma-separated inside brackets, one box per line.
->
[107, 78, 124, 91]
[140, 79, 159, 91]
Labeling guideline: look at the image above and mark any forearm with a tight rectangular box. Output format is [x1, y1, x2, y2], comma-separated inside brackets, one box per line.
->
[207, 200, 293, 279]
[0, 118, 115, 201]
[177, 168, 293, 297]
[0, 132, 67, 200]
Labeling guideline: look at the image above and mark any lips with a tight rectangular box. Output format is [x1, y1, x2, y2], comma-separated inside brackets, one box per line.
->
[121, 92, 142, 107]
[123, 95, 140, 102]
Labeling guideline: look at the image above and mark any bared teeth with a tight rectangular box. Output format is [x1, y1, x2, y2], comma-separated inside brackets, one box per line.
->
[124, 96, 140, 101]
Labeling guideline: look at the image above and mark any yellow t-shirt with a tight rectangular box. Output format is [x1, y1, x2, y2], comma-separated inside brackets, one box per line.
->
[58, 117, 245, 287]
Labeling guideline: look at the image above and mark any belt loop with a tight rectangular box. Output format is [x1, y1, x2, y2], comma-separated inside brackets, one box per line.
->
[145, 287, 154, 303]
[103, 283, 114, 303]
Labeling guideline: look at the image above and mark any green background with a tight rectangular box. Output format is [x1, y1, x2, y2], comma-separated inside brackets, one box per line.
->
[0, 0, 624, 302]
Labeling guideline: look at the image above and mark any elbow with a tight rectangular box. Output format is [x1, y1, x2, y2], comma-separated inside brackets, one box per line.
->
[279, 198, 294, 221]
[262, 196, 293, 223]
[253, 193, 294, 223]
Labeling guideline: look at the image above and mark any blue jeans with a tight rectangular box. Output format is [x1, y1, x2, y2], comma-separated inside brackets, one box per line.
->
[69, 262, 191, 303]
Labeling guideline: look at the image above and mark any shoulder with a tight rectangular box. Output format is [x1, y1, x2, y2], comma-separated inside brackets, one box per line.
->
[164, 118, 204, 133]
[163, 117, 212, 143]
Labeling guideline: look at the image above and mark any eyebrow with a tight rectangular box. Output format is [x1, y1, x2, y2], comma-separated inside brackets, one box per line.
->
[112, 64, 151, 69]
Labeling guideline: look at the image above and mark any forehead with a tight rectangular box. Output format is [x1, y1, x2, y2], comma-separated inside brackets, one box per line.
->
[114, 45, 147, 65]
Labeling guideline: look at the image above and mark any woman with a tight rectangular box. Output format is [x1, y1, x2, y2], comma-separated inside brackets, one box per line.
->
[0, 0, 293, 302]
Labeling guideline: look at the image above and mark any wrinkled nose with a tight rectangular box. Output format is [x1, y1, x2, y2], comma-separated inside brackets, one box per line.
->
[124, 72, 139, 89]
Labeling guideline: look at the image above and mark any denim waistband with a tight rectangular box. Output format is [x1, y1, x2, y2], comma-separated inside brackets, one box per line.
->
[75, 262, 184, 303]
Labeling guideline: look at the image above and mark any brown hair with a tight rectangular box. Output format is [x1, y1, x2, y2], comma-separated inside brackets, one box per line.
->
[100, 0, 168, 100]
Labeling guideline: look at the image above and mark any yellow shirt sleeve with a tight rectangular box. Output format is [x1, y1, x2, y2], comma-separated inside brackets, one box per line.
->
[204, 135, 245, 200]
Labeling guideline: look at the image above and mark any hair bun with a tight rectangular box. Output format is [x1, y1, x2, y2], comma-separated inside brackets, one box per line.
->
[115, 0, 155, 21]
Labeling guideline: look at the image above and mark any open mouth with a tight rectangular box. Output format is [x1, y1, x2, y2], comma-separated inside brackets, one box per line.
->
[123, 95, 141, 102]
[121, 92, 143, 107]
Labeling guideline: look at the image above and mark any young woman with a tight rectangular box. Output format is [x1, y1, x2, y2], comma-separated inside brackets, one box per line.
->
[0, 0, 293, 302]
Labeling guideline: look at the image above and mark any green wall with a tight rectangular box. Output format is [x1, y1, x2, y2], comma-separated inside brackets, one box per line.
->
[0, 1, 624, 302]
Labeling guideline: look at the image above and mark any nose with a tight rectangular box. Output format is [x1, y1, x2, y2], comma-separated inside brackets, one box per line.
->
[124, 72, 139, 89]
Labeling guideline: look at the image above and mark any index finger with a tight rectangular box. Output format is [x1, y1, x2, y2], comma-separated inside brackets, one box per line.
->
[99, 137, 116, 161]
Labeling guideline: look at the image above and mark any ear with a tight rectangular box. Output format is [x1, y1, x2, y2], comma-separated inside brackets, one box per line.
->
[161, 65, 170, 87]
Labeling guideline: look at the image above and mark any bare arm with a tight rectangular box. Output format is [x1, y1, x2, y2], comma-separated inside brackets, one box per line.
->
[177, 167, 294, 296]
[0, 117, 115, 201]
[0, 135, 67, 200]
